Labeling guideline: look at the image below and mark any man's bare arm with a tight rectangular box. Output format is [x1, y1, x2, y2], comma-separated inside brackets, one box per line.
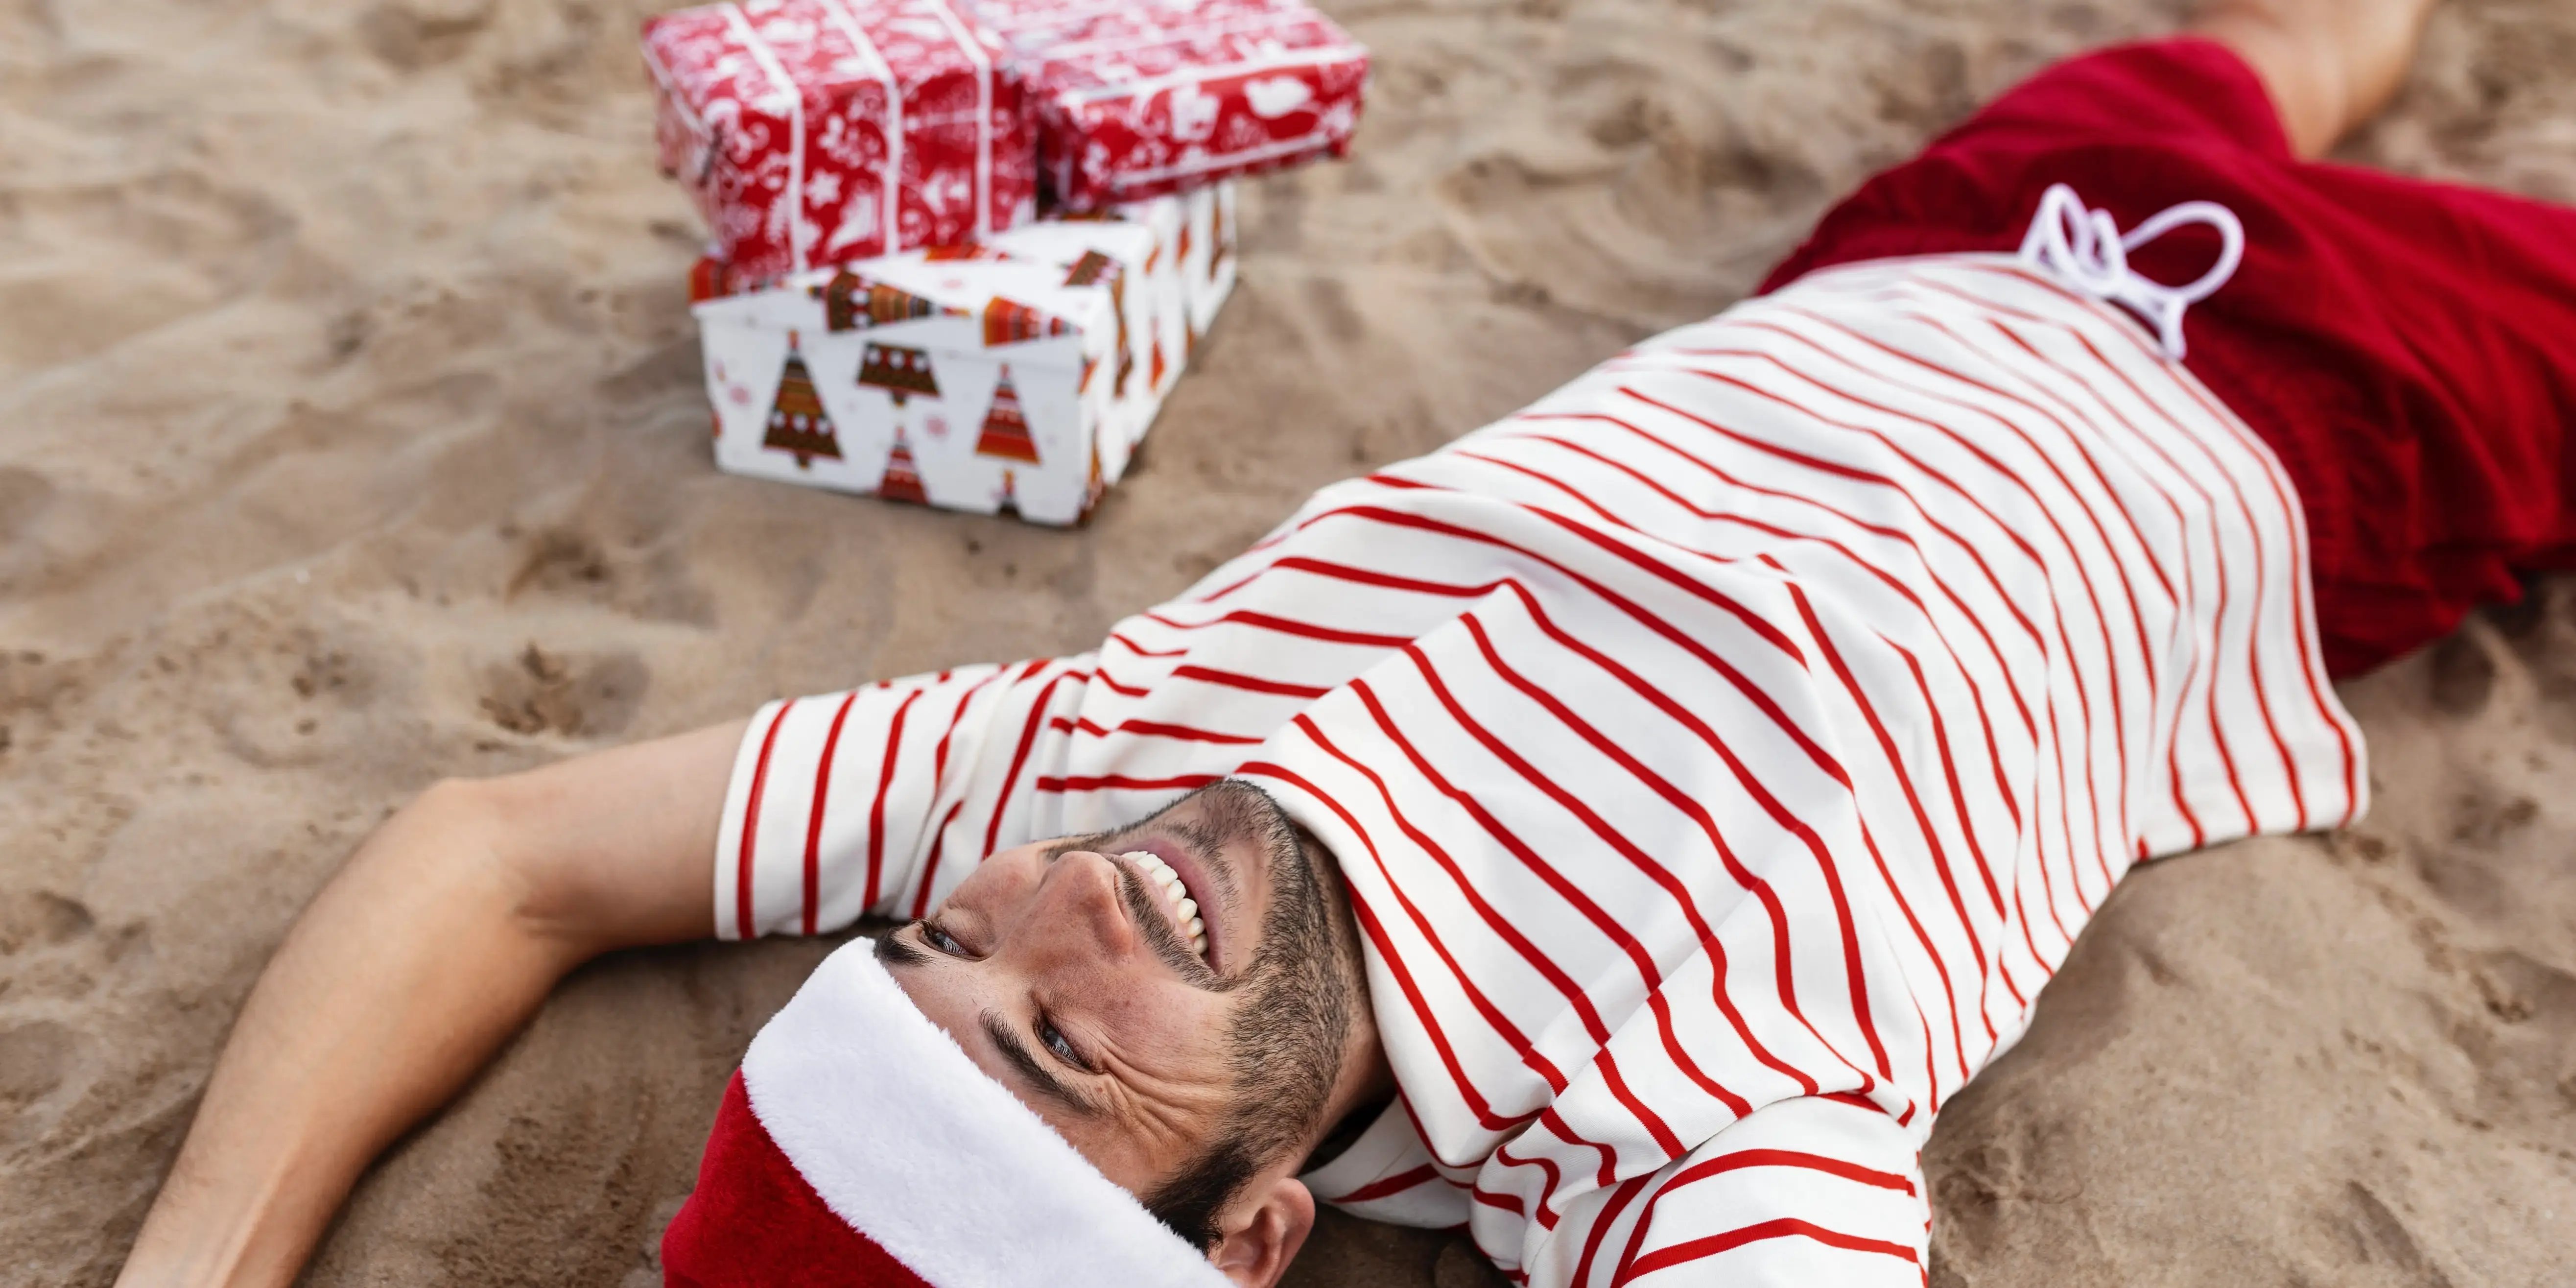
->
[114, 719, 749, 1288]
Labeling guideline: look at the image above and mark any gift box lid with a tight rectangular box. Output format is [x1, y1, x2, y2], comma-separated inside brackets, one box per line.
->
[692, 242, 1135, 374]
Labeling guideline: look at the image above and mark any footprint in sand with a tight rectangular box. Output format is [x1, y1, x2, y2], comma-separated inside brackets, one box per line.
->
[356, 0, 495, 72]
[0, 1021, 78, 1115]
[505, 526, 714, 627]
[477, 643, 649, 740]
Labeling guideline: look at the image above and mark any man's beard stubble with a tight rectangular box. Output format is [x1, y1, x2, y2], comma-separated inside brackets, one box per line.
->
[1140, 781, 1366, 1251]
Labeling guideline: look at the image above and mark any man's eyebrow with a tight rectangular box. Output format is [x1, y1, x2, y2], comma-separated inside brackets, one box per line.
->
[980, 1011, 1103, 1120]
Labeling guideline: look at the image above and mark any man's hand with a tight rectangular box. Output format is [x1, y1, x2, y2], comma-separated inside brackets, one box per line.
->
[114, 719, 747, 1288]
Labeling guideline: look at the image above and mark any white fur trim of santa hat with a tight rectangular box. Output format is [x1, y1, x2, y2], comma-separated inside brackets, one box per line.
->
[713, 937, 1232, 1288]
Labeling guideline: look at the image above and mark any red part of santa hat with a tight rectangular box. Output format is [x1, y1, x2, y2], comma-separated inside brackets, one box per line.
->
[662, 940, 1231, 1288]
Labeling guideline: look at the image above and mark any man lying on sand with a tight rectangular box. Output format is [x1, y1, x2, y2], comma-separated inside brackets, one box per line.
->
[118, 0, 2576, 1283]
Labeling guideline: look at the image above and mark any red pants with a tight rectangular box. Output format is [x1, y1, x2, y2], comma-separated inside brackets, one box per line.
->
[1765, 38, 2576, 676]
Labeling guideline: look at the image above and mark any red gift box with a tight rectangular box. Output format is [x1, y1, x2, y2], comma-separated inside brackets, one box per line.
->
[643, 0, 1040, 283]
[972, 0, 1368, 210]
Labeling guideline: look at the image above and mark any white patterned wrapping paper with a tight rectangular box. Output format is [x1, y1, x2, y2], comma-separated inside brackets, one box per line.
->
[691, 185, 1237, 525]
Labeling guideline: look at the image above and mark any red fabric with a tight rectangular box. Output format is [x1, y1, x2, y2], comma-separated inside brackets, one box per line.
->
[1763, 37, 2576, 675]
[662, 1073, 933, 1288]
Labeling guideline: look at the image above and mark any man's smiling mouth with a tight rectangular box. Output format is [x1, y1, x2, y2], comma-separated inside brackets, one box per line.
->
[1121, 850, 1210, 962]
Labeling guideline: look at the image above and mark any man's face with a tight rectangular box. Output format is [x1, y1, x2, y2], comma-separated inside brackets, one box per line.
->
[876, 781, 1358, 1243]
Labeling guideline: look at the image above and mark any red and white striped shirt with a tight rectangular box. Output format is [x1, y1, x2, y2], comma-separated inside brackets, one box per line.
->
[715, 254, 2363, 1286]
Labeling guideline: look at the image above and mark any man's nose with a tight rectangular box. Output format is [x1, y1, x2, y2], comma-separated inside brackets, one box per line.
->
[1026, 849, 1139, 962]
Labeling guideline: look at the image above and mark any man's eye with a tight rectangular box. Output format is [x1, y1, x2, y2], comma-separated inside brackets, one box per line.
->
[923, 924, 968, 955]
[1037, 1018, 1083, 1068]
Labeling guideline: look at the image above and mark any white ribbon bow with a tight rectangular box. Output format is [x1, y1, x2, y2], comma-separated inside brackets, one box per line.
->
[2016, 182, 2245, 360]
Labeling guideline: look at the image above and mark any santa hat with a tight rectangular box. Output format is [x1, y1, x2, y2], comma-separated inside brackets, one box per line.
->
[662, 940, 1232, 1288]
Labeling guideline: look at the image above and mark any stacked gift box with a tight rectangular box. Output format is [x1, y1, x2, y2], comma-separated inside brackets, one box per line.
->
[644, 0, 1363, 524]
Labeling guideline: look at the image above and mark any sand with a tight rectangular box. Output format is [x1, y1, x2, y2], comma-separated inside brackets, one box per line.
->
[3, 0, 2573, 1283]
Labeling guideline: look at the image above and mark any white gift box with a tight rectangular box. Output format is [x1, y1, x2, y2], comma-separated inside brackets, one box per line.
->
[1175, 183, 1237, 354]
[692, 184, 1236, 525]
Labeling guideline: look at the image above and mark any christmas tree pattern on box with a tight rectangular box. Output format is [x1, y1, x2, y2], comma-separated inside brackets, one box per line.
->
[763, 344, 844, 468]
[880, 431, 929, 505]
[974, 369, 1041, 464]
[857, 342, 941, 406]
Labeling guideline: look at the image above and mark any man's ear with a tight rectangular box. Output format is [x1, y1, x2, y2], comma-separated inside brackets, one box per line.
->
[1208, 1174, 1316, 1288]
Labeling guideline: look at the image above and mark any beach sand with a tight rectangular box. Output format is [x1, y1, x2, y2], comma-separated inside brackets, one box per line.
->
[4, 0, 2574, 1283]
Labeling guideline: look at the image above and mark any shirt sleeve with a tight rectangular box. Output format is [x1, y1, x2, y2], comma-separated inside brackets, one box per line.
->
[712, 654, 1099, 939]
[1538, 1096, 1929, 1288]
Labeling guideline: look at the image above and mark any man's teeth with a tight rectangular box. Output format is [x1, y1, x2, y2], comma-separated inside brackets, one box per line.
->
[1121, 851, 1209, 959]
